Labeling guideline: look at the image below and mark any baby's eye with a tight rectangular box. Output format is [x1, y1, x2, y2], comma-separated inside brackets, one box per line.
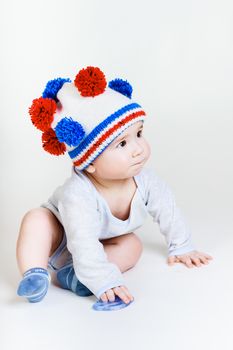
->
[117, 140, 127, 148]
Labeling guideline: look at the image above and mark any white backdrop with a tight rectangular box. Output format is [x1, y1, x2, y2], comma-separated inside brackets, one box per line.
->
[1, 0, 233, 271]
[1, 1, 233, 345]
[1, 0, 233, 270]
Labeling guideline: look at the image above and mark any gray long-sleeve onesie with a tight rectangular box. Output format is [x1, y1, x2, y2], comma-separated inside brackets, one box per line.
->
[42, 166, 195, 298]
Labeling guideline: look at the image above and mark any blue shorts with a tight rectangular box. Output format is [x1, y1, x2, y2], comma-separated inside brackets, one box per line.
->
[48, 232, 73, 271]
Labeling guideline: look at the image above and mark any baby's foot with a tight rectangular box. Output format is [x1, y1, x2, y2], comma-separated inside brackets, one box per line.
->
[57, 265, 93, 297]
[17, 268, 50, 303]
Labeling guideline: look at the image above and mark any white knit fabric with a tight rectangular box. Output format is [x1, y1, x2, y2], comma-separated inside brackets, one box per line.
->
[52, 83, 138, 151]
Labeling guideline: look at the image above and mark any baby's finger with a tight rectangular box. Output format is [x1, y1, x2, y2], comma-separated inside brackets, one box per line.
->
[117, 286, 134, 301]
[106, 289, 115, 302]
[196, 251, 213, 260]
[198, 256, 210, 265]
[167, 256, 176, 265]
[179, 256, 194, 268]
[113, 286, 131, 304]
[203, 253, 213, 260]
[100, 292, 108, 302]
[190, 257, 202, 267]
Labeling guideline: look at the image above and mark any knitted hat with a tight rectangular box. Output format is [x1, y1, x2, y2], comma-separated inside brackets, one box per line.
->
[29, 66, 146, 170]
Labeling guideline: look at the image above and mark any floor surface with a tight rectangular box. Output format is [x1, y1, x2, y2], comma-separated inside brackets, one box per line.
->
[1, 215, 233, 350]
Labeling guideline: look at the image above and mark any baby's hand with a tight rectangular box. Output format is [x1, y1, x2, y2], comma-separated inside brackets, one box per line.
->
[167, 250, 213, 268]
[100, 285, 134, 304]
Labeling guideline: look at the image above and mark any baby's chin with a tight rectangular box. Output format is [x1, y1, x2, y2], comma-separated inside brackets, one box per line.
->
[133, 166, 145, 174]
[129, 164, 145, 176]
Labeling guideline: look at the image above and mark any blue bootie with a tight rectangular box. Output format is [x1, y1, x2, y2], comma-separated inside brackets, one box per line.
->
[17, 268, 50, 303]
[57, 265, 93, 297]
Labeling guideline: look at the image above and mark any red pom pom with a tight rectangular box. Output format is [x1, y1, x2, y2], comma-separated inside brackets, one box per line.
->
[29, 97, 56, 132]
[74, 66, 107, 97]
[42, 128, 66, 156]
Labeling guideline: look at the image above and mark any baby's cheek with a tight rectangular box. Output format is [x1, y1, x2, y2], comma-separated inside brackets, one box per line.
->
[144, 141, 151, 159]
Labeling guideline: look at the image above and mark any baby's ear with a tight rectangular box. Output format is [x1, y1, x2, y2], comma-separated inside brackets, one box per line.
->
[85, 164, 96, 173]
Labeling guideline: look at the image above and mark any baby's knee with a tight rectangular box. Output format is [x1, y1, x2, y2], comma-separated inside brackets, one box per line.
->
[19, 208, 63, 251]
[122, 233, 143, 259]
[121, 233, 143, 270]
[22, 207, 50, 221]
[21, 208, 58, 229]
[130, 233, 143, 256]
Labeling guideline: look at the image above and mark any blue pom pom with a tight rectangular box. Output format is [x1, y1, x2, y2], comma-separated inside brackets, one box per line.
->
[42, 78, 71, 102]
[55, 117, 85, 147]
[108, 78, 133, 99]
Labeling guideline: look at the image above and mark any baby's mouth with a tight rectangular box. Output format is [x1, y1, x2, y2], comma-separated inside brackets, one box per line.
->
[132, 159, 145, 166]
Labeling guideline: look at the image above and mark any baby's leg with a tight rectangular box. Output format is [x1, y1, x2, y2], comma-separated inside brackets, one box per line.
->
[16, 208, 63, 274]
[101, 233, 143, 272]
[16, 208, 63, 302]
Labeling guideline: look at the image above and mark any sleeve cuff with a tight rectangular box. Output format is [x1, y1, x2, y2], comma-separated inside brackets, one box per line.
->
[168, 243, 196, 257]
[95, 279, 125, 299]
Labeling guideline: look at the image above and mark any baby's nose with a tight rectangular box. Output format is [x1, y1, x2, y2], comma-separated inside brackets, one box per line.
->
[132, 142, 143, 157]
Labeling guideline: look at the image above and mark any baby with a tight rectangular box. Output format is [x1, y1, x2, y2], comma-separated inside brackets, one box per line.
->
[16, 66, 212, 307]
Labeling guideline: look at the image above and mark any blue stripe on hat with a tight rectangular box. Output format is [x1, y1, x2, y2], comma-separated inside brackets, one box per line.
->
[68, 102, 141, 159]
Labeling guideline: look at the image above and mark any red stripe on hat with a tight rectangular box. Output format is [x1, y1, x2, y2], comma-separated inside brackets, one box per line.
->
[74, 110, 146, 167]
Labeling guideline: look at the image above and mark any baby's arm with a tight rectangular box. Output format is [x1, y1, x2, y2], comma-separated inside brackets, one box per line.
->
[145, 169, 213, 267]
[57, 186, 126, 299]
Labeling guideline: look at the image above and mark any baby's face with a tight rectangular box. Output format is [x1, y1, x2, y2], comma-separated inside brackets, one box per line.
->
[89, 121, 151, 180]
